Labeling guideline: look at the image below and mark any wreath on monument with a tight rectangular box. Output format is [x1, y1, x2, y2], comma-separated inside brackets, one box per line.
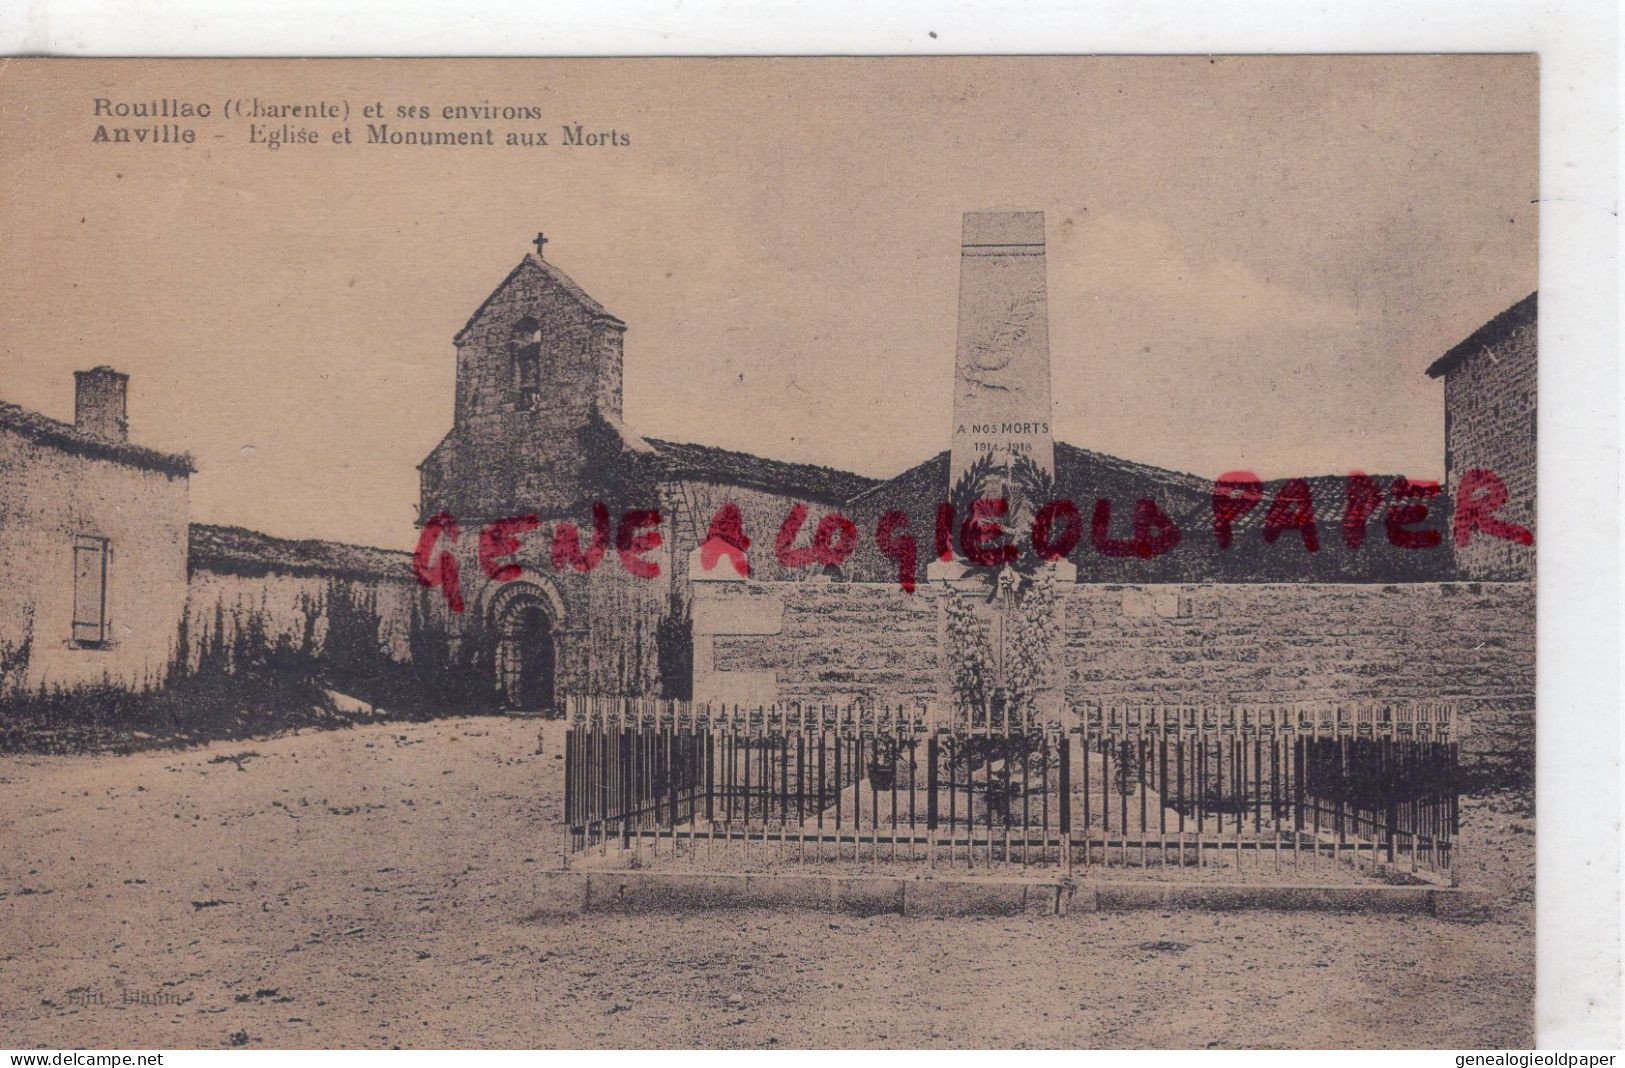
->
[946, 450, 1059, 590]
[944, 450, 1062, 735]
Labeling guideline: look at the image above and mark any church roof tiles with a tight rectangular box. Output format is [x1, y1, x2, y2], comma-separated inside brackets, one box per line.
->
[642, 436, 880, 504]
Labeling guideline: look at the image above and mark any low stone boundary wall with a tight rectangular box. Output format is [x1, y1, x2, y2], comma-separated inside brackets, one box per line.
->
[527, 869, 1489, 919]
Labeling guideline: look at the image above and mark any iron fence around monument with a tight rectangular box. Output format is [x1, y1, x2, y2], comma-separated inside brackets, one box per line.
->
[559, 697, 1461, 880]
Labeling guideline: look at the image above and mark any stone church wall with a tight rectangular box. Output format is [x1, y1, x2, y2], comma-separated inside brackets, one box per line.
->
[664, 479, 854, 585]
[424, 518, 677, 699]
[698, 579, 943, 707]
[1060, 581, 1533, 772]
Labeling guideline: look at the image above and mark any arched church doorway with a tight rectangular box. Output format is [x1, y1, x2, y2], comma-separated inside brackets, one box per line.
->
[493, 591, 556, 714]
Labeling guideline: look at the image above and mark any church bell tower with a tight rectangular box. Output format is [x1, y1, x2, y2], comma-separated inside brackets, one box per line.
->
[419, 232, 628, 520]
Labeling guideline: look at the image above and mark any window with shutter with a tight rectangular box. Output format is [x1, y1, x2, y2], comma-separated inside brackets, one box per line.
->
[72, 536, 109, 646]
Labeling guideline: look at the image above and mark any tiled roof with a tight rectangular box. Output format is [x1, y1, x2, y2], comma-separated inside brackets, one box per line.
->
[1055, 441, 1212, 501]
[0, 397, 195, 477]
[642, 436, 880, 504]
[189, 523, 414, 582]
[1225, 473, 1415, 534]
[1425, 292, 1537, 379]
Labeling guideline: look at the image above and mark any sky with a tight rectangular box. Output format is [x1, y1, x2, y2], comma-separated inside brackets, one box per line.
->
[0, 56, 1537, 550]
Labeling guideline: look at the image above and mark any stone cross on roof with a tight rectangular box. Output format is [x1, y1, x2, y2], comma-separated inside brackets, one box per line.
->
[532, 231, 549, 259]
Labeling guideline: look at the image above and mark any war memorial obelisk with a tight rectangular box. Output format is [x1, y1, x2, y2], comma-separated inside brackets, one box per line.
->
[948, 210, 1056, 486]
[930, 209, 1068, 582]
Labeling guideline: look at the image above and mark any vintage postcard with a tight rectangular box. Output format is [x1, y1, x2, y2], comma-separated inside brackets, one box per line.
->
[1, 57, 1543, 1049]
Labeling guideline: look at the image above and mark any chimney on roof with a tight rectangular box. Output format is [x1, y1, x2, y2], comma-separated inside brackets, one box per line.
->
[74, 366, 129, 443]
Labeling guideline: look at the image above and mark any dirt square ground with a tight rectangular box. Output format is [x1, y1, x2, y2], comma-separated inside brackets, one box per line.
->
[0, 717, 1533, 1048]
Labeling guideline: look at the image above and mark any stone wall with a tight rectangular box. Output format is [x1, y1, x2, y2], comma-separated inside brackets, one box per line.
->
[697, 578, 942, 707]
[1442, 315, 1536, 580]
[182, 568, 420, 668]
[1061, 582, 1533, 771]
[0, 427, 190, 691]
[692, 576, 1534, 772]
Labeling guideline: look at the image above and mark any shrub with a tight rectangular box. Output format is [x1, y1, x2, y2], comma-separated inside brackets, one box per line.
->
[0, 582, 502, 755]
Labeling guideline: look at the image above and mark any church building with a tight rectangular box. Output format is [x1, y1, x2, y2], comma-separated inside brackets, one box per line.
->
[416, 235, 876, 710]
